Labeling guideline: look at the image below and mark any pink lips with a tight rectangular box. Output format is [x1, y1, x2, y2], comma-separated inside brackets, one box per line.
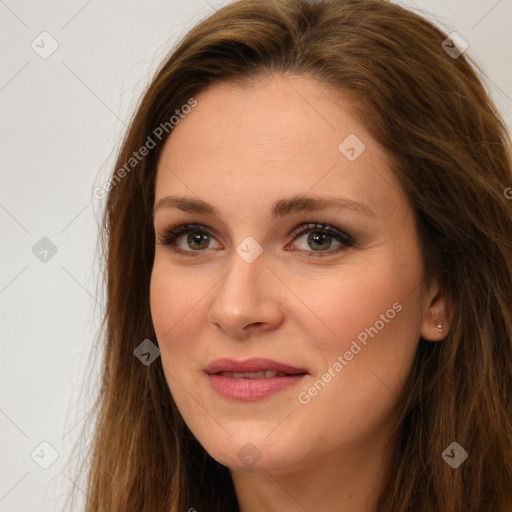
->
[205, 357, 308, 401]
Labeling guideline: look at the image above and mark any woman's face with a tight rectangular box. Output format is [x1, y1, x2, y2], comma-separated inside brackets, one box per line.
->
[150, 75, 440, 473]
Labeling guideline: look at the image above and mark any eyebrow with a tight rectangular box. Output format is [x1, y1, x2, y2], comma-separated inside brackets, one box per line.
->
[153, 194, 376, 218]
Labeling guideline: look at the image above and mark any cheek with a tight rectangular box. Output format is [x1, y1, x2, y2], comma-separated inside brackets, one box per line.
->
[149, 261, 203, 343]
[150, 270, 175, 345]
[149, 264, 200, 380]
[295, 263, 419, 352]
[292, 260, 423, 414]
[149, 265, 206, 415]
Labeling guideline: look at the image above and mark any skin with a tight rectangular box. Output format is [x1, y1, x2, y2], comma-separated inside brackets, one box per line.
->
[150, 74, 451, 512]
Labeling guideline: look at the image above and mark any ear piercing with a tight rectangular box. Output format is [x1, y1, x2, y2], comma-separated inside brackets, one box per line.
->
[435, 322, 443, 333]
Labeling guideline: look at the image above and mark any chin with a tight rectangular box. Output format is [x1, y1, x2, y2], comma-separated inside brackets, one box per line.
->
[196, 428, 303, 472]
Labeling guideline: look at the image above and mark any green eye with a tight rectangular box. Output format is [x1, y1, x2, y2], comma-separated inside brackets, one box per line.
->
[157, 222, 354, 258]
[288, 222, 354, 257]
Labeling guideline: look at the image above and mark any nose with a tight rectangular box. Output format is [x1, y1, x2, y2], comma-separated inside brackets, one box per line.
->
[207, 250, 285, 338]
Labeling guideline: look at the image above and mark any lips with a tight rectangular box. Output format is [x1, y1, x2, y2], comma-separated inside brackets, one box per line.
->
[205, 357, 307, 375]
[217, 370, 288, 379]
[205, 358, 308, 401]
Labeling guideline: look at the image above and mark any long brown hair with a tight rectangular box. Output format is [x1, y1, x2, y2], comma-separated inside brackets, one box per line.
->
[66, 1, 512, 510]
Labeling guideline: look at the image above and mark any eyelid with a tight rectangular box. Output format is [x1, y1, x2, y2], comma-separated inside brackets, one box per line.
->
[288, 222, 354, 245]
[156, 221, 355, 257]
[156, 223, 222, 249]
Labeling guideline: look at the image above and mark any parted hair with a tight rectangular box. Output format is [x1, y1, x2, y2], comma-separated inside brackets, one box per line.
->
[66, 1, 512, 510]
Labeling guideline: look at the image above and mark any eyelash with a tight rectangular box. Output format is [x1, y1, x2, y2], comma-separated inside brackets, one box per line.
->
[156, 222, 355, 259]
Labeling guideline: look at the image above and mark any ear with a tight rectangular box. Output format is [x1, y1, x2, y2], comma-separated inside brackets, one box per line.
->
[420, 280, 453, 342]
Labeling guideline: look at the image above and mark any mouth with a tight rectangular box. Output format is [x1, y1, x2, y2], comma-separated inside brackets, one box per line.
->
[205, 358, 308, 401]
[214, 370, 293, 378]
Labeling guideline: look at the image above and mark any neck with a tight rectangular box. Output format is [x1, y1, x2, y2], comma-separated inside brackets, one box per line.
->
[230, 431, 397, 512]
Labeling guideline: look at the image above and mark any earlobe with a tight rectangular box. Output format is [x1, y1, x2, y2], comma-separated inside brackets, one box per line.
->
[420, 284, 453, 342]
[423, 320, 446, 342]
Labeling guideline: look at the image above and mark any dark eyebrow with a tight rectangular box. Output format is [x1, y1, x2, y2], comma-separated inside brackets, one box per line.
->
[153, 194, 376, 218]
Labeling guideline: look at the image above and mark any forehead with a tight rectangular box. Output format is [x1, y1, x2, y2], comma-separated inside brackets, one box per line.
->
[155, 75, 405, 217]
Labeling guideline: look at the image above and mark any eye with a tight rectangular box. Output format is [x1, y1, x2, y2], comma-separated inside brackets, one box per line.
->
[287, 222, 354, 258]
[156, 222, 355, 258]
[156, 223, 222, 256]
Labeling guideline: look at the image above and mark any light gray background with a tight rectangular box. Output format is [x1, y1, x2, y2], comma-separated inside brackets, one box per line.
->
[1, 1, 511, 511]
